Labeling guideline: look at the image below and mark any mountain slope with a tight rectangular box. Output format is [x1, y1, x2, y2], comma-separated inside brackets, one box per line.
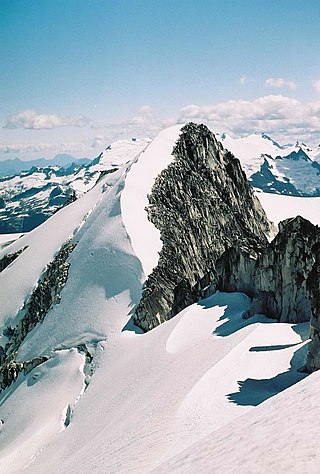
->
[134, 124, 272, 331]
[0, 125, 319, 473]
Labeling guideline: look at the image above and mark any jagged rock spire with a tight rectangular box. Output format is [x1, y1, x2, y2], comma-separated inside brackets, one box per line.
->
[134, 123, 272, 331]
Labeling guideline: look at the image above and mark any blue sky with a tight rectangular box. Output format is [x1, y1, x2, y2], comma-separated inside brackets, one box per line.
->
[1, 0, 320, 160]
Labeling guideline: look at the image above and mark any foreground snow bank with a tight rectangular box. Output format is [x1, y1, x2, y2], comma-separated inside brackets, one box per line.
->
[25, 292, 308, 474]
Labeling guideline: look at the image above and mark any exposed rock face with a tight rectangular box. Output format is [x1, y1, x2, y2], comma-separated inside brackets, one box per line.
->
[0, 247, 27, 273]
[306, 243, 320, 372]
[0, 355, 48, 391]
[214, 216, 319, 323]
[0, 239, 76, 391]
[134, 123, 272, 331]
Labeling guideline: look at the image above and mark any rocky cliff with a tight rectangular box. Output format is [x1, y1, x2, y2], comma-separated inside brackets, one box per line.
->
[306, 243, 320, 372]
[214, 215, 319, 323]
[134, 123, 272, 331]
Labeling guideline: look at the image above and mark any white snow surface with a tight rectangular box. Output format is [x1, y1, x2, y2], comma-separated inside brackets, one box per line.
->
[0, 233, 24, 249]
[122, 125, 182, 275]
[258, 192, 320, 226]
[0, 126, 319, 473]
[220, 132, 285, 175]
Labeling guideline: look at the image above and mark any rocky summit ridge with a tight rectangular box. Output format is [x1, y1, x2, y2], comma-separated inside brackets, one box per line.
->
[134, 123, 272, 331]
[134, 123, 320, 372]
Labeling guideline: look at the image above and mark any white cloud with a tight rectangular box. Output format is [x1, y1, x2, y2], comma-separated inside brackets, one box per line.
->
[265, 77, 297, 90]
[0, 141, 88, 155]
[3, 110, 89, 129]
[178, 95, 320, 143]
[312, 79, 320, 93]
[3, 97, 320, 160]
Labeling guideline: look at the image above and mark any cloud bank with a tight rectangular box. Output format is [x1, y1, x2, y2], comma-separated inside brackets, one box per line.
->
[178, 95, 320, 142]
[4, 110, 89, 129]
[2, 96, 320, 159]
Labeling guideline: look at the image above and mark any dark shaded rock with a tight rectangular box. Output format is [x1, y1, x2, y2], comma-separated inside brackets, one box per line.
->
[134, 123, 272, 331]
[9, 240, 76, 354]
[306, 242, 320, 372]
[0, 246, 27, 273]
[0, 355, 48, 391]
[214, 216, 319, 323]
[250, 157, 300, 196]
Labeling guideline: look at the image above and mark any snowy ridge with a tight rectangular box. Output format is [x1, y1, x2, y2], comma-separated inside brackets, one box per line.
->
[0, 126, 319, 472]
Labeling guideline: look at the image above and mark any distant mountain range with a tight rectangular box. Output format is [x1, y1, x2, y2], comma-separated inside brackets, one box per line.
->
[0, 154, 91, 178]
[219, 132, 320, 197]
[0, 140, 149, 233]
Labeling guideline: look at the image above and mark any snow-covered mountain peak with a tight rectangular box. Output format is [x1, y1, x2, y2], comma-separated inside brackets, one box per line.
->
[0, 124, 319, 473]
[275, 148, 312, 162]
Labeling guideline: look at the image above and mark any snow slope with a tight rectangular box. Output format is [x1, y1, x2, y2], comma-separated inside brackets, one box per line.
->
[257, 192, 320, 227]
[220, 132, 285, 175]
[0, 125, 318, 473]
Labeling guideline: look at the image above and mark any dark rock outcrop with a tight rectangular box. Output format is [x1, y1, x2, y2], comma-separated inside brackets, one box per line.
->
[0, 355, 49, 391]
[249, 150, 320, 197]
[8, 240, 76, 354]
[214, 216, 318, 323]
[0, 239, 76, 392]
[306, 243, 320, 372]
[134, 123, 272, 331]
[0, 246, 27, 273]
[249, 157, 300, 196]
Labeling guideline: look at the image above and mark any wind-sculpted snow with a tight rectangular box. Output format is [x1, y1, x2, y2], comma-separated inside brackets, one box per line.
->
[23, 292, 308, 474]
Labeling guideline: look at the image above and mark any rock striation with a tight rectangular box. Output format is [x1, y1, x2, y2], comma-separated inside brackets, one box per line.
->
[214, 216, 319, 323]
[134, 123, 272, 331]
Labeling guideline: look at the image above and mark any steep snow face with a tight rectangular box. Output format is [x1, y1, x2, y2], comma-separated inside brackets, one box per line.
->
[0, 125, 319, 473]
[250, 151, 320, 196]
[0, 142, 149, 472]
[220, 132, 285, 175]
